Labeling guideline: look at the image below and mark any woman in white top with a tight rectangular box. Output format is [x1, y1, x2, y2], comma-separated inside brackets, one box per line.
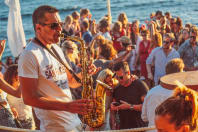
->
[0, 40, 21, 129]
[129, 20, 142, 74]
[5, 64, 35, 129]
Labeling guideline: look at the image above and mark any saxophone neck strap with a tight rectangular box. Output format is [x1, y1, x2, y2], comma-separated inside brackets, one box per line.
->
[34, 37, 81, 83]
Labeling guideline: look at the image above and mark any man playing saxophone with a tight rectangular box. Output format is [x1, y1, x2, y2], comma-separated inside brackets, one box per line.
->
[18, 5, 97, 132]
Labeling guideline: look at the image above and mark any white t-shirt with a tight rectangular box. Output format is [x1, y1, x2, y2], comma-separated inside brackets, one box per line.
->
[98, 32, 112, 41]
[18, 41, 81, 132]
[7, 94, 34, 121]
[0, 91, 10, 109]
[141, 85, 173, 132]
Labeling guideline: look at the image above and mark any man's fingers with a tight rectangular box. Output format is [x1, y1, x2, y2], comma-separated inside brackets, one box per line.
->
[120, 100, 127, 104]
[70, 103, 92, 115]
[95, 67, 101, 73]
[67, 99, 95, 115]
[74, 99, 91, 103]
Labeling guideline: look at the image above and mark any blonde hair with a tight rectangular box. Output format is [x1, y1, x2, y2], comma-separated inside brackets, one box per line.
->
[151, 33, 162, 48]
[112, 21, 122, 33]
[97, 69, 114, 82]
[65, 15, 73, 25]
[96, 69, 118, 86]
[118, 12, 128, 28]
[95, 35, 106, 44]
[165, 58, 184, 74]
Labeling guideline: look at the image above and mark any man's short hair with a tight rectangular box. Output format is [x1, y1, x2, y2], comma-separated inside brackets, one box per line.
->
[32, 5, 59, 31]
[165, 12, 170, 17]
[165, 58, 184, 74]
[156, 10, 162, 16]
[113, 61, 130, 73]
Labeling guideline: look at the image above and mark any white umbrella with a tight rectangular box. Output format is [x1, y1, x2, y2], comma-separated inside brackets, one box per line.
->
[5, 0, 26, 57]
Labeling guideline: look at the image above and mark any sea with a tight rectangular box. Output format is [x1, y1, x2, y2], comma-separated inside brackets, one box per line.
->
[0, 0, 198, 61]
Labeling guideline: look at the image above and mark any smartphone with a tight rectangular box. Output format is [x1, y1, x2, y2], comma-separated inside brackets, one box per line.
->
[113, 102, 121, 106]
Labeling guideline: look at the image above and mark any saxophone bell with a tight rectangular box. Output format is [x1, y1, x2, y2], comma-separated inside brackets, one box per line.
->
[96, 80, 112, 90]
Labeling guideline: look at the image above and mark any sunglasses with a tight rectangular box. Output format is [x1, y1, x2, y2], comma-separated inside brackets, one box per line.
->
[113, 73, 124, 80]
[116, 75, 124, 80]
[141, 34, 148, 37]
[67, 47, 74, 50]
[190, 36, 196, 40]
[163, 41, 170, 45]
[40, 22, 63, 30]
[163, 40, 174, 45]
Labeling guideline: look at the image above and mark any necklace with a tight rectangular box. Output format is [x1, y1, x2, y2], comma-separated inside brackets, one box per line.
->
[123, 75, 136, 87]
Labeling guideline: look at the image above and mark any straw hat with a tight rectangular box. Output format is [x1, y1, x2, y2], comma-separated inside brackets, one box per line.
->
[160, 71, 198, 91]
[117, 36, 131, 44]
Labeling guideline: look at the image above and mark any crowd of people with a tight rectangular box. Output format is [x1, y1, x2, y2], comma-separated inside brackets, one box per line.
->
[0, 5, 197, 132]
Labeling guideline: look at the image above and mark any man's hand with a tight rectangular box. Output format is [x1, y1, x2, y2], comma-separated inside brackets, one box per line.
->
[0, 40, 6, 59]
[65, 99, 93, 115]
[147, 72, 153, 80]
[88, 62, 101, 76]
[11, 107, 19, 118]
[117, 100, 131, 110]
[111, 100, 132, 111]
[111, 102, 119, 111]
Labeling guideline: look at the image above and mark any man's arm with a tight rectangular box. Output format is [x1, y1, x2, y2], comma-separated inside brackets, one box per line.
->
[115, 100, 144, 111]
[65, 68, 82, 88]
[18, 50, 92, 114]
[141, 95, 149, 122]
[20, 76, 91, 115]
[177, 41, 186, 59]
[65, 59, 99, 88]
[146, 48, 157, 80]
[146, 64, 153, 80]
[0, 40, 6, 60]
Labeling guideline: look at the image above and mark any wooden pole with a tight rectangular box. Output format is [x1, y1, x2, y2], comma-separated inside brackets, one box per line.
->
[107, 0, 112, 24]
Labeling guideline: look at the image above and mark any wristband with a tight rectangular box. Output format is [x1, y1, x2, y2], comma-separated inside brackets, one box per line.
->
[148, 72, 152, 75]
[130, 105, 134, 110]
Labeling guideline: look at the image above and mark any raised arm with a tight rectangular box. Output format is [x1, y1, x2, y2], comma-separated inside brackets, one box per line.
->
[0, 40, 6, 60]
[0, 77, 21, 98]
[0, 40, 21, 98]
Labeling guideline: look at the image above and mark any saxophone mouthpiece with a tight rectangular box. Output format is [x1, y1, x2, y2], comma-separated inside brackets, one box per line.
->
[60, 33, 64, 39]
[96, 80, 112, 90]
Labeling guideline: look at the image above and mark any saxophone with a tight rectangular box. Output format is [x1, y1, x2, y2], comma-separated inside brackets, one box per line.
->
[62, 35, 110, 128]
